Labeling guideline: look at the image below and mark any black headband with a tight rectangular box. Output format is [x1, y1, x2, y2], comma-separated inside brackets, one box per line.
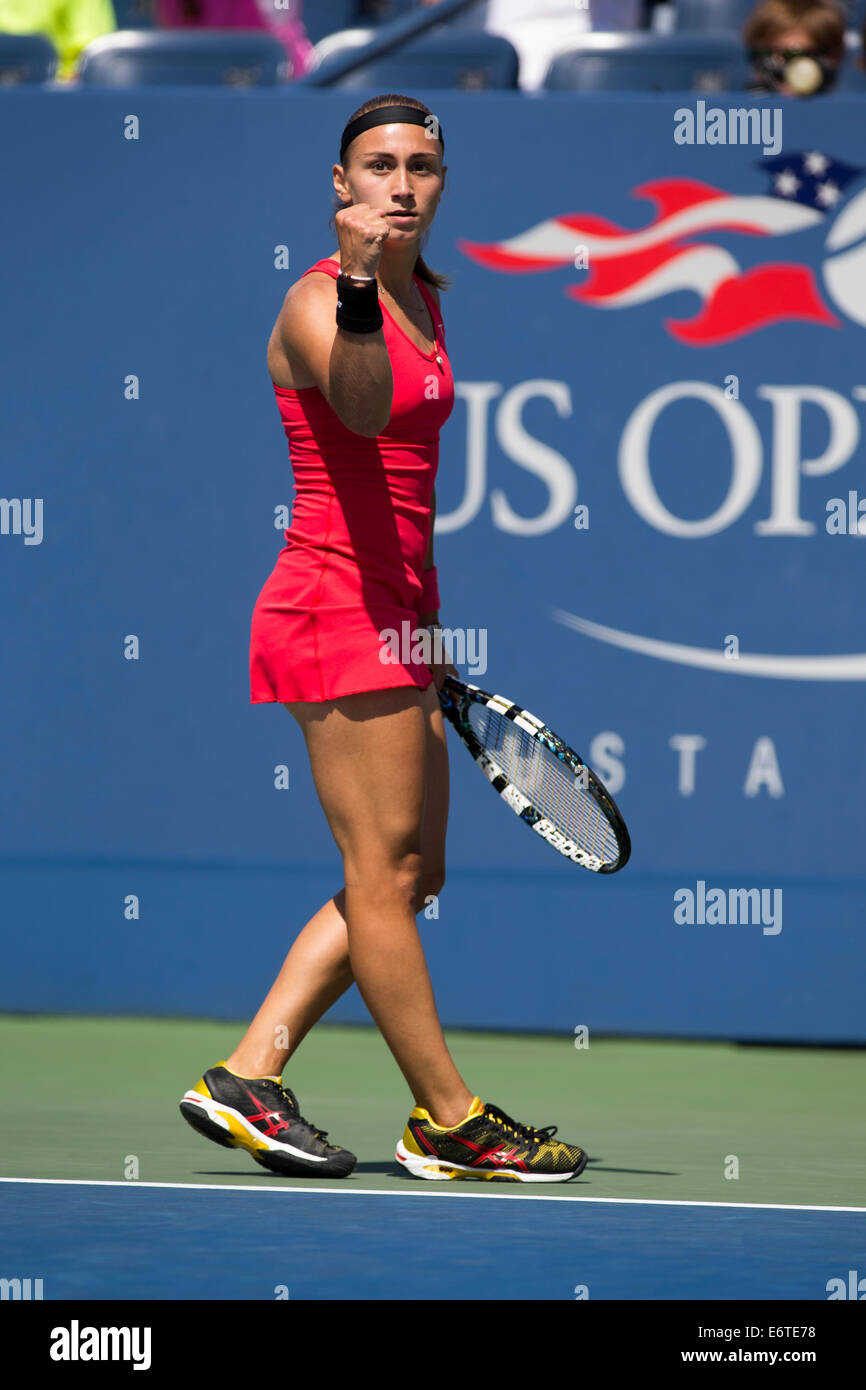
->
[339, 104, 444, 165]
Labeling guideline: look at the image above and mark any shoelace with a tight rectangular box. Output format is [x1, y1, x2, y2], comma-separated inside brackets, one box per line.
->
[265, 1081, 335, 1148]
[483, 1103, 558, 1149]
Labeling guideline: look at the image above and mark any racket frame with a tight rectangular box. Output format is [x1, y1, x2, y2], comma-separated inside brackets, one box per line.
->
[437, 674, 631, 874]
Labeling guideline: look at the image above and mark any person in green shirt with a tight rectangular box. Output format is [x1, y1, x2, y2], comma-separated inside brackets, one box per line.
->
[0, 0, 117, 79]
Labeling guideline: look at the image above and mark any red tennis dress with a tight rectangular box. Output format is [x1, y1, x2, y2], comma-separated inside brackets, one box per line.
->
[250, 258, 455, 703]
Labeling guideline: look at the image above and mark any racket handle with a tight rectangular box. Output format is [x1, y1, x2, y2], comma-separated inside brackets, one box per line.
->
[437, 673, 463, 708]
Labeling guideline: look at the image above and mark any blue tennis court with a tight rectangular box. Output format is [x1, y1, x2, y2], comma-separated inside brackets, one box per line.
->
[3, 1180, 863, 1300]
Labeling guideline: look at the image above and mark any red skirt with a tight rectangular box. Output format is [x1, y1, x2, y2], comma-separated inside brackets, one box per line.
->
[250, 556, 433, 704]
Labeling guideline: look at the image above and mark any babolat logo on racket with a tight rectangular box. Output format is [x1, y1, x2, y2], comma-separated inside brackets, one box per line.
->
[438, 674, 630, 874]
[531, 818, 604, 872]
[501, 783, 531, 814]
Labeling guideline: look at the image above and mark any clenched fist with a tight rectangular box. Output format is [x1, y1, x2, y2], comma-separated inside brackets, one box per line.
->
[335, 203, 391, 280]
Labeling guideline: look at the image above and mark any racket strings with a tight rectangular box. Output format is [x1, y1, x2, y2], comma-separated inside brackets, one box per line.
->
[467, 705, 620, 863]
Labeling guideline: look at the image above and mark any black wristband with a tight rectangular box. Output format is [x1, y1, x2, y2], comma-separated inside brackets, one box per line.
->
[336, 274, 384, 334]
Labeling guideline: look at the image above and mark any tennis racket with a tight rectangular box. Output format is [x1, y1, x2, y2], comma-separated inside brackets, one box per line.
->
[437, 674, 630, 874]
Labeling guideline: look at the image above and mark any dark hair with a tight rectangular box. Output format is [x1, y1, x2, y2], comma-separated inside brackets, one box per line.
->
[330, 93, 451, 294]
[743, 0, 846, 62]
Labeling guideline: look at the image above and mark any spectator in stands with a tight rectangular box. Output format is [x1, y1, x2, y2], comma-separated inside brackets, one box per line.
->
[0, 0, 115, 77]
[417, 0, 644, 91]
[743, 0, 846, 95]
[154, 0, 316, 77]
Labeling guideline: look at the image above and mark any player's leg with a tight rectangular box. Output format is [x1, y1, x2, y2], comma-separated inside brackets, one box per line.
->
[224, 681, 453, 1088]
[281, 684, 471, 1127]
[414, 678, 449, 917]
[223, 888, 354, 1080]
[182, 681, 588, 1182]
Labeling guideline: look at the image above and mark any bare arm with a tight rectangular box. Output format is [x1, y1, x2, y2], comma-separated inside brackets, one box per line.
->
[278, 274, 393, 437]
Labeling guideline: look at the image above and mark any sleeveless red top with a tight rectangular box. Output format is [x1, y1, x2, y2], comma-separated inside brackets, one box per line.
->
[249, 257, 455, 704]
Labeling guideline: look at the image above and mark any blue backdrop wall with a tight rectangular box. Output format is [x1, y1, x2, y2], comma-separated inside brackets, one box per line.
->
[1, 88, 864, 1040]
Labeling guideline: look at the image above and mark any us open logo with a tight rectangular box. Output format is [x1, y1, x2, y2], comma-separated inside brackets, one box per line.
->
[442, 153, 866, 686]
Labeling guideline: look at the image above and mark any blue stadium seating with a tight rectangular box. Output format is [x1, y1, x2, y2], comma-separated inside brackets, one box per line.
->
[324, 28, 519, 89]
[837, 63, 866, 89]
[302, 1, 362, 46]
[0, 33, 57, 82]
[832, 0, 866, 27]
[673, 0, 755, 31]
[836, 28, 866, 88]
[675, 0, 866, 32]
[358, 0, 415, 21]
[544, 32, 748, 90]
[77, 30, 291, 84]
[110, 0, 156, 30]
[105, 0, 360, 43]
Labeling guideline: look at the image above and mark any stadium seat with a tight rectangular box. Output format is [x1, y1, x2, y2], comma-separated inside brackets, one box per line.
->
[309, 27, 376, 70]
[0, 33, 57, 82]
[110, 0, 156, 29]
[76, 30, 291, 84]
[673, 0, 755, 30]
[837, 62, 866, 91]
[358, 0, 415, 21]
[302, 1, 361, 46]
[836, 0, 866, 27]
[675, 0, 866, 31]
[320, 29, 519, 89]
[835, 28, 866, 90]
[543, 32, 749, 91]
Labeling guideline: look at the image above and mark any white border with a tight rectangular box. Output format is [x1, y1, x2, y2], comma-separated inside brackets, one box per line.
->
[1, 1177, 863, 1213]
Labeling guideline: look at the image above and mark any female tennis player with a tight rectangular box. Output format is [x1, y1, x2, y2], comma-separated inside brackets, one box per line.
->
[179, 94, 587, 1183]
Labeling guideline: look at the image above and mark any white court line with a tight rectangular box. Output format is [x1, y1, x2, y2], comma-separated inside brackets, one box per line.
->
[0, 1177, 863, 1213]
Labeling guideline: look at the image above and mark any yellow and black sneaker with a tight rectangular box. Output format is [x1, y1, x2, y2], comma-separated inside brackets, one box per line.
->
[395, 1096, 587, 1183]
[179, 1062, 356, 1178]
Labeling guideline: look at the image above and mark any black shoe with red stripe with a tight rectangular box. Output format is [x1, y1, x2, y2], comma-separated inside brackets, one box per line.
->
[179, 1062, 356, 1178]
[395, 1095, 587, 1182]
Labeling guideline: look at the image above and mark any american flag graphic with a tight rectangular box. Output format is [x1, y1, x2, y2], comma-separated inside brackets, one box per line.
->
[458, 152, 865, 347]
